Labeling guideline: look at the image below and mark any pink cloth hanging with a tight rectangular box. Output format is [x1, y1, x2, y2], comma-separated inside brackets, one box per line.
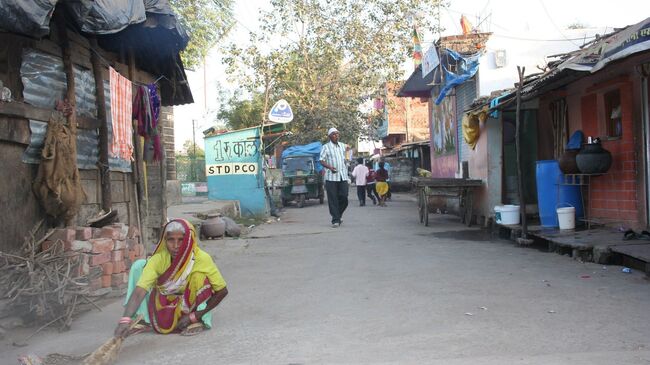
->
[109, 67, 133, 160]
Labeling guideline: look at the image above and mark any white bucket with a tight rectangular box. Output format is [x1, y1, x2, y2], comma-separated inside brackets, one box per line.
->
[557, 206, 575, 230]
[496, 205, 520, 225]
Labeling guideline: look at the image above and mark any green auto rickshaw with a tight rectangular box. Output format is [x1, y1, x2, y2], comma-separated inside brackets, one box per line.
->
[280, 155, 324, 208]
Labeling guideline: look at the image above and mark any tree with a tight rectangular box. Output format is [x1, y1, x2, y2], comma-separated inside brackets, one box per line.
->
[171, 0, 235, 69]
[217, 90, 266, 130]
[181, 139, 205, 158]
[222, 0, 443, 144]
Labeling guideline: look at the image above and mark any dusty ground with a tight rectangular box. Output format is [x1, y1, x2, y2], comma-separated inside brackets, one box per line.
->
[3, 193, 650, 364]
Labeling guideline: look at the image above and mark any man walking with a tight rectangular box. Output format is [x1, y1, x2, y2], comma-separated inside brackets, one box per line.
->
[320, 127, 349, 227]
[351, 158, 369, 206]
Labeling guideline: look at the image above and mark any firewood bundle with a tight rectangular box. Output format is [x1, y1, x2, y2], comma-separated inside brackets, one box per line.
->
[0, 221, 100, 332]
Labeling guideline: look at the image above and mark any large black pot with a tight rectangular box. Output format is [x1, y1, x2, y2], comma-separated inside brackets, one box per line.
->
[559, 149, 580, 174]
[576, 142, 612, 174]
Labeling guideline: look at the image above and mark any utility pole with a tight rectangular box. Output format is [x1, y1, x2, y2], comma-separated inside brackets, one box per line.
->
[192, 118, 197, 181]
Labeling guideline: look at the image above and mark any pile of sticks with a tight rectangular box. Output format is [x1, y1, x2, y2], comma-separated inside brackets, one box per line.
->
[0, 221, 100, 334]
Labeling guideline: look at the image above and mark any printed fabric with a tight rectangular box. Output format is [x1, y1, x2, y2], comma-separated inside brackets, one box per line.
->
[109, 67, 133, 160]
[138, 219, 226, 334]
[132, 84, 162, 162]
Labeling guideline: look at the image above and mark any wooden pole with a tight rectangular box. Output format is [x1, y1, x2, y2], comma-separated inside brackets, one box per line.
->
[55, 11, 76, 134]
[90, 38, 112, 212]
[515, 66, 529, 240]
[127, 49, 145, 238]
[55, 10, 78, 227]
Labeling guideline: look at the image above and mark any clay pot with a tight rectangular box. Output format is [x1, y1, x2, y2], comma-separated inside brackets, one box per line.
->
[576, 142, 612, 174]
[558, 149, 580, 174]
[200, 214, 226, 239]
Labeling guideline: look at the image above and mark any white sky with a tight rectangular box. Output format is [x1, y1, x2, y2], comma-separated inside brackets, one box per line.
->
[173, 0, 650, 151]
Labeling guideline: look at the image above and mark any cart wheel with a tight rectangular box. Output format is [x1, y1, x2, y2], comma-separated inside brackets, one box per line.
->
[297, 194, 306, 208]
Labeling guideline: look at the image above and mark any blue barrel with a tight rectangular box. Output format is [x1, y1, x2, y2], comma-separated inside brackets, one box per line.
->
[535, 160, 584, 227]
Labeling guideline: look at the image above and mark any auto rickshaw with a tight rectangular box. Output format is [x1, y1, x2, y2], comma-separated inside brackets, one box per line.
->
[280, 155, 324, 208]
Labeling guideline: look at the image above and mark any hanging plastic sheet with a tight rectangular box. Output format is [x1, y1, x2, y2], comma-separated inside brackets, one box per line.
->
[66, 0, 146, 35]
[434, 49, 480, 105]
[0, 0, 57, 37]
[0, 0, 179, 37]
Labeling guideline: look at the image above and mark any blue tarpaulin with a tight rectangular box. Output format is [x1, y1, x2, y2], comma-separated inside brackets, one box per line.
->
[435, 49, 480, 105]
[281, 141, 324, 172]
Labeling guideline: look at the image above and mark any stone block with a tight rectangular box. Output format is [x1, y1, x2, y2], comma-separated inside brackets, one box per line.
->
[113, 240, 126, 250]
[111, 223, 129, 240]
[89, 252, 111, 266]
[113, 261, 126, 273]
[101, 275, 112, 288]
[101, 262, 114, 276]
[76, 255, 90, 277]
[66, 240, 92, 253]
[111, 249, 124, 262]
[50, 228, 75, 243]
[111, 272, 128, 287]
[75, 227, 93, 240]
[90, 238, 114, 253]
[100, 226, 120, 240]
[92, 228, 102, 239]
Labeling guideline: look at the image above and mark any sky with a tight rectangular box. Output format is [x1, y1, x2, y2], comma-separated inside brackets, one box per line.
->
[173, 0, 650, 152]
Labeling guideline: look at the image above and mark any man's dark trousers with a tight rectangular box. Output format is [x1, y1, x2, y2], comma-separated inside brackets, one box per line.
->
[325, 180, 349, 224]
[356, 185, 366, 206]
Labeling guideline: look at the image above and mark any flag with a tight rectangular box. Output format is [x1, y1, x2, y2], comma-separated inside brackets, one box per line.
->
[460, 15, 473, 35]
[412, 26, 422, 68]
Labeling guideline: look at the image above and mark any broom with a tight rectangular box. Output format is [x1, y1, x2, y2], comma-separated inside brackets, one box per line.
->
[81, 315, 143, 365]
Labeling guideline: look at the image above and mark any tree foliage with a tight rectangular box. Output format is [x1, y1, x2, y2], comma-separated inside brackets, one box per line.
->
[180, 139, 205, 158]
[171, 0, 235, 68]
[222, 0, 442, 144]
[216, 91, 266, 130]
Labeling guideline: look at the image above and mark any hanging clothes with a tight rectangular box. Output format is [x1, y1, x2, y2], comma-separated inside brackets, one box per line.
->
[133, 84, 162, 162]
[109, 67, 133, 160]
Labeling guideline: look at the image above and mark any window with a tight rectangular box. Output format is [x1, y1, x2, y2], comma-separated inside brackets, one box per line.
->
[604, 89, 622, 138]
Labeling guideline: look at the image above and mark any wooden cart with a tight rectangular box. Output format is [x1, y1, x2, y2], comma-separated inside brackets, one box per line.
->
[413, 177, 483, 227]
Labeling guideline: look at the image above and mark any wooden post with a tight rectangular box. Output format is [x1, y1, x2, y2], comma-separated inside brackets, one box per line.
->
[55, 12, 76, 134]
[90, 38, 112, 212]
[515, 66, 528, 239]
[55, 10, 78, 227]
[127, 49, 146, 238]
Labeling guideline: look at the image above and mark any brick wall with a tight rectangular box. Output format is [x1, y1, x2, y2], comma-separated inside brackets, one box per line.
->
[579, 80, 638, 224]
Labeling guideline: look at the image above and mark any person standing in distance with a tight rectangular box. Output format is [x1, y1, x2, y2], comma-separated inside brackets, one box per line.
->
[351, 157, 369, 206]
[320, 127, 349, 227]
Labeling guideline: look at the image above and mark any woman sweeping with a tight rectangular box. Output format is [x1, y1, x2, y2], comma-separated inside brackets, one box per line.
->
[114, 219, 228, 337]
[375, 161, 390, 207]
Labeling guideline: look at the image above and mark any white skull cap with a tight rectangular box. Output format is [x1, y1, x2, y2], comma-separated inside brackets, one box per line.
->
[328, 127, 339, 136]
